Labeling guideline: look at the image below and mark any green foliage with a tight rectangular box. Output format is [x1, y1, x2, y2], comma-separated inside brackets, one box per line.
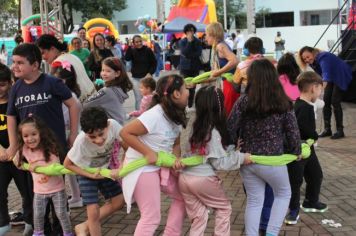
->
[71, 0, 127, 21]
[0, 0, 18, 37]
[216, 0, 245, 29]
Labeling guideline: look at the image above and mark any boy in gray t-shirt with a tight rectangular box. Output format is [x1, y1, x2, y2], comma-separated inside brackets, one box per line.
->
[64, 107, 124, 236]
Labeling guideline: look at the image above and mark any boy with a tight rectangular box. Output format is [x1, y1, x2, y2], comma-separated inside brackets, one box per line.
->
[285, 71, 328, 225]
[2, 43, 80, 235]
[64, 107, 125, 236]
[0, 63, 33, 235]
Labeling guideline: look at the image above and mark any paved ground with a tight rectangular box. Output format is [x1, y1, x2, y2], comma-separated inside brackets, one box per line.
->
[5, 91, 356, 235]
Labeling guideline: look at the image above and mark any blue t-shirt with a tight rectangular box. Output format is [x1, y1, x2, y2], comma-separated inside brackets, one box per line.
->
[7, 73, 72, 147]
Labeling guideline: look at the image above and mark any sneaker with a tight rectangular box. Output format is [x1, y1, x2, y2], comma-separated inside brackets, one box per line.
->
[0, 224, 10, 236]
[284, 209, 300, 225]
[22, 223, 33, 236]
[319, 129, 332, 137]
[301, 201, 328, 213]
[330, 130, 345, 139]
[9, 212, 25, 226]
[68, 198, 83, 208]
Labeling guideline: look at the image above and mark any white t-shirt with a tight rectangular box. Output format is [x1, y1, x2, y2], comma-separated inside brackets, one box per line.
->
[125, 104, 181, 172]
[68, 119, 122, 168]
[237, 34, 245, 49]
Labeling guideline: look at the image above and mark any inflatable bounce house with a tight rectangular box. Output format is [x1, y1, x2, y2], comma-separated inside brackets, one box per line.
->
[167, 0, 217, 24]
[83, 18, 119, 42]
[21, 14, 55, 43]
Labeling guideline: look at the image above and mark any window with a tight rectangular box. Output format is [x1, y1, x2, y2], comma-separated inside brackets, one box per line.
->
[256, 12, 294, 28]
[300, 9, 346, 26]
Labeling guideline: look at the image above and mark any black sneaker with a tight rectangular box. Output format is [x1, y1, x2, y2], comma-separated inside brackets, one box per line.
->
[319, 129, 332, 137]
[284, 209, 299, 225]
[301, 201, 328, 213]
[9, 212, 25, 226]
[330, 130, 345, 139]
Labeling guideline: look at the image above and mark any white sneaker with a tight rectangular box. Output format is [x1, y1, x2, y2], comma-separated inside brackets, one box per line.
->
[68, 198, 83, 208]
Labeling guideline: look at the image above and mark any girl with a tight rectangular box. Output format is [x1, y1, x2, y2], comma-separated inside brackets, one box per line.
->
[277, 52, 301, 101]
[87, 33, 113, 81]
[205, 22, 238, 115]
[52, 60, 83, 208]
[120, 74, 189, 236]
[178, 86, 251, 236]
[84, 57, 133, 125]
[227, 59, 301, 236]
[129, 76, 156, 117]
[16, 116, 73, 236]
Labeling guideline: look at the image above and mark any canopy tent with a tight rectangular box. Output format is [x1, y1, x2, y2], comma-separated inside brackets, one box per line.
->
[162, 17, 207, 33]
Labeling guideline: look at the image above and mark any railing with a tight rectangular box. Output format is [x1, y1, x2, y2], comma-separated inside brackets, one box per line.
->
[314, 0, 350, 49]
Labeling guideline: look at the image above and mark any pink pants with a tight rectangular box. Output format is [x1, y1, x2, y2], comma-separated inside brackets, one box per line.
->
[133, 170, 186, 236]
[178, 174, 232, 236]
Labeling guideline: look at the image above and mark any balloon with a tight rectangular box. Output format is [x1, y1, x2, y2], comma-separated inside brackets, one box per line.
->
[141, 34, 149, 41]
[143, 14, 151, 21]
[138, 24, 146, 33]
[147, 20, 153, 27]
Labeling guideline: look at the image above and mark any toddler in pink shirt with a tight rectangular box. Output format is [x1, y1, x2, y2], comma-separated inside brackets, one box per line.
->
[129, 76, 156, 117]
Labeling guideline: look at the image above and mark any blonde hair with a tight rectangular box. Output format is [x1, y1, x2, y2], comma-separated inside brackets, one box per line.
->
[206, 22, 224, 43]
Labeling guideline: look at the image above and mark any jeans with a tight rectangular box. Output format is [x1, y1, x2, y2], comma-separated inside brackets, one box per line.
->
[323, 82, 344, 131]
[131, 76, 144, 110]
[155, 54, 163, 77]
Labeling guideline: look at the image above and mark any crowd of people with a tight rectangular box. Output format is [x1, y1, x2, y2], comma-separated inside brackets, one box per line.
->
[0, 19, 353, 236]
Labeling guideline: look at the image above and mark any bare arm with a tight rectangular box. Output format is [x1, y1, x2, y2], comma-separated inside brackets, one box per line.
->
[211, 43, 238, 77]
[63, 97, 80, 147]
[64, 157, 103, 179]
[119, 119, 157, 164]
[5, 115, 18, 160]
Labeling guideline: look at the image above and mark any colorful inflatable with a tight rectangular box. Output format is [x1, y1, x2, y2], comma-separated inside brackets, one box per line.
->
[83, 18, 119, 41]
[21, 14, 55, 43]
[167, 0, 217, 24]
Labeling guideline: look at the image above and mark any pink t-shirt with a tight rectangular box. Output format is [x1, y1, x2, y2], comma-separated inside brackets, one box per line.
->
[22, 147, 64, 194]
[129, 94, 153, 117]
[279, 74, 300, 101]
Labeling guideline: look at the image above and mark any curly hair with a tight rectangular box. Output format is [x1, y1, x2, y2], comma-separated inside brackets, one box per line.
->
[80, 107, 109, 134]
[150, 74, 187, 128]
[17, 116, 61, 167]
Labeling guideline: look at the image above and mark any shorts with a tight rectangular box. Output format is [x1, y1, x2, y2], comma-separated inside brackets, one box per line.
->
[77, 176, 122, 205]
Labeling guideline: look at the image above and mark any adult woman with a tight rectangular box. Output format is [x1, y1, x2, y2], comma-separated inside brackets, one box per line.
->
[124, 35, 157, 110]
[299, 46, 352, 139]
[227, 59, 301, 236]
[205, 22, 238, 115]
[36, 34, 95, 102]
[70, 37, 91, 77]
[87, 33, 113, 81]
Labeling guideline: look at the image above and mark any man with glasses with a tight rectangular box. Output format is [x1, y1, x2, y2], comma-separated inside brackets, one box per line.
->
[125, 35, 157, 110]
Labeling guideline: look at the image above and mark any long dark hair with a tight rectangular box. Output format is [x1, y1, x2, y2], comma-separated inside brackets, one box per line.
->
[17, 116, 60, 167]
[190, 86, 229, 153]
[93, 33, 105, 62]
[277, 53, 301, 85]
[102, 57, 133, 93]
[246, 59, 292, 117]
[150, 74, 187, 128]
[52, 62, 81, 98]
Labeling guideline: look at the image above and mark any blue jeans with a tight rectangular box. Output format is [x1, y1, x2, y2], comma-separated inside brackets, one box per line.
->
[155, 54, 163, 77]
[260, 184, 274, 231]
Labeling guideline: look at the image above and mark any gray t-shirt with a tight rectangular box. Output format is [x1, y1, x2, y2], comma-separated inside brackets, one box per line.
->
[83, 86, 128, 125]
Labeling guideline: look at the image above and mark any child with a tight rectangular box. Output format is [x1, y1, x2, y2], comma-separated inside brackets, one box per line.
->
[277, 53, 301, 101]
[129, 76, 156, 117]
[120, 74, 189, 236]
[6, 43, 80, 235]
[178, 86, 251, 235]
[52, 60, 83, 208]
[227, 59, 301, 236]
[63, 107, 125, 236]
[233, 37, 266, 94]
[16, 116, 73, 236]
[0, 63, 33, 235]
[84, 57, 133, 125]
[284, 71, 327, 225]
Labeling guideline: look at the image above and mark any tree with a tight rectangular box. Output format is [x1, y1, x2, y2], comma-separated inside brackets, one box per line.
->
[33, 0, 127, 34]
[216, 0, 244, 29]
[0, 0, 18, 36]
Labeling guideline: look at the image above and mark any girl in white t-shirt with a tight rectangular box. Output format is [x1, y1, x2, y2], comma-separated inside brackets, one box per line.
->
[52, 60, 83, 208]
[178, 86, 251, 235]
[120, 74, 189, 236]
